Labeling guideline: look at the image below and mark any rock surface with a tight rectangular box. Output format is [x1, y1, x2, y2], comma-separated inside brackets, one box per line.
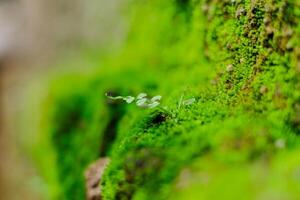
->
[85, 158, 110, 200]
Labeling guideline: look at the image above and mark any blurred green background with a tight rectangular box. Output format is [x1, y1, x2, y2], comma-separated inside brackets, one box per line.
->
[0, 0, 124, 199]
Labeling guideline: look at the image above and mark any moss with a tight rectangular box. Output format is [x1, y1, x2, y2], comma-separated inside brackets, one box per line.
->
[36, 0, 300, 199]
[45, 78, 107, 199]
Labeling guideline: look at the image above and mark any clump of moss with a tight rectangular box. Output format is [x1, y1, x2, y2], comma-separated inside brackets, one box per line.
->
[101, 0, 300, 199]
[37, 0, 300, 199]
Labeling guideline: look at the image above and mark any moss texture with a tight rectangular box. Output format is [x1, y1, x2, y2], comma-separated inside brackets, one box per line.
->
[38, 0, 300, 199]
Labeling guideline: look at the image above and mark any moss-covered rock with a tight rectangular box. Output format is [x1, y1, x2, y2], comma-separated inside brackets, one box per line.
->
[37, 0, 300, 199]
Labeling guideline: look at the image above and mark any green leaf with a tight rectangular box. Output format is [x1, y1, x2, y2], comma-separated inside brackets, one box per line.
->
[151, 95, 162, 102]
[148, 101, 160, 108]
[137, 93, 147, 99]
[136, 98, 148, 107]
[124, 96, 135, 103]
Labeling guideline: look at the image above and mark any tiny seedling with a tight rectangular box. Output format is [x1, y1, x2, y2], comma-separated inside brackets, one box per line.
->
[105, 92, 196, 110]
[106, 93, 162, 109]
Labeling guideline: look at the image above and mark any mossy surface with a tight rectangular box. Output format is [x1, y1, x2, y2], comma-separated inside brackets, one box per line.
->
[37, 0, 300, 199]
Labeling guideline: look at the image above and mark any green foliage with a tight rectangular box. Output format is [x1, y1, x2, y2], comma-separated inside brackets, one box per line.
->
[36, 0, 300, 199]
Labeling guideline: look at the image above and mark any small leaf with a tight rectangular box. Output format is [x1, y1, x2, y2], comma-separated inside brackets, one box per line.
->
[148, 101, 160, 108]
[151, 95, 162, 102]
[137, 93, 147, 99]
[136, 98, 147, 107]
[182, 98, 196, 106]
[124, 96, 135, 103]
[106, 92, 163, 109]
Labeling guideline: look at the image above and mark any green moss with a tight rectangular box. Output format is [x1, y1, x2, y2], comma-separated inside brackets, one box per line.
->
[43, 77, 106, 199]
[36, 0, 300, 199]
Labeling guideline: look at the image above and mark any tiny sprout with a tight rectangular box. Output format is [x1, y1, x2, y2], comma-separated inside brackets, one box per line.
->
[105, 92, 161, 109]
[106, 92, 196, 110]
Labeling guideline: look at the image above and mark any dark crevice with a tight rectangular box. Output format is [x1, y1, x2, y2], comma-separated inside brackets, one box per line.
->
[175, 0, 190, 7]
[99, 102, 125, 157]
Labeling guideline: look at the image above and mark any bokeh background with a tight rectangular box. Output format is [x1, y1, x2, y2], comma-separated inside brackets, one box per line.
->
[0, 0, 124, 199]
